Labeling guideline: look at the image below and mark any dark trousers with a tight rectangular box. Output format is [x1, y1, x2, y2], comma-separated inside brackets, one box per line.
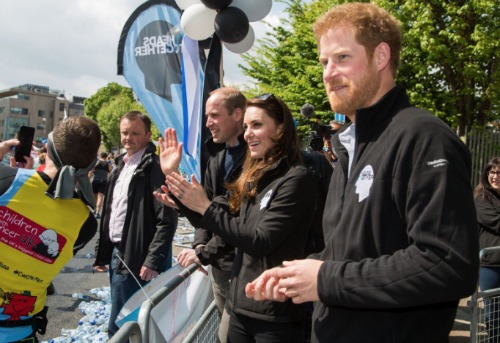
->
[107, 249, 148, 338]
[227, 312, 306, 343]
[107, 247, 172, 338]
[210, 268, 231, 343]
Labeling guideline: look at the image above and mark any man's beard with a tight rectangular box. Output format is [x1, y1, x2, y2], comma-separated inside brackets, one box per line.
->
[327, 66, 381, 116]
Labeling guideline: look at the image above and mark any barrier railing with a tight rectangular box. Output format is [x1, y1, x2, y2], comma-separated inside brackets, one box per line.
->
[181, 301, 219, 343]
[469, 246, 500, 343]
[108, 262, 218, 343]
[108, 321, 142, 343]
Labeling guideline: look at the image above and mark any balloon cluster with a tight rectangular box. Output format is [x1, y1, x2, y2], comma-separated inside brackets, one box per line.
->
[177, 0, 272, 54]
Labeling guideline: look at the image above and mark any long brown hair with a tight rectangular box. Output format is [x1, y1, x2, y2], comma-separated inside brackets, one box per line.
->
[227, 94, 301, 213]
[474, 157, 500, 201]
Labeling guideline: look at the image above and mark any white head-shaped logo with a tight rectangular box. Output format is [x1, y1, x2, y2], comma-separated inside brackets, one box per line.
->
[355, 165, 374, 202]
[48, 241, 60, 257]
[39, 229, 57, 246]
[260, 189, 273, 210]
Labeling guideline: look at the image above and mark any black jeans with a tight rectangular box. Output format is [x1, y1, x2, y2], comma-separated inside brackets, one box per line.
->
[227, 312, 306, 343]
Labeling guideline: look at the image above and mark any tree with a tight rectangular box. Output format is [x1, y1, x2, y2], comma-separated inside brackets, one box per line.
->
[378, 0, 499, 134]
[96, 93, 139, 151]
[241, 0, 340, 138]
[240, 0, 499, 136]
[84, 82, 134, 121]
[85, 82, 160, 151]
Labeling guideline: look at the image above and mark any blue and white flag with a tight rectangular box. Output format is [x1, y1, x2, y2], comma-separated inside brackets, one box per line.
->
[117, 0, 204, 180]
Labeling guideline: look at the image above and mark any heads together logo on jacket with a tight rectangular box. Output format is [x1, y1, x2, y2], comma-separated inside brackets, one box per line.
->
[355, 165, 374, 202]
[0, 206, 65, 264]
[260, 189, 273, 210]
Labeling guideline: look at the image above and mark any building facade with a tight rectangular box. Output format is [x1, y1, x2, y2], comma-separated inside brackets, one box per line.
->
[0, 84, 85, 145]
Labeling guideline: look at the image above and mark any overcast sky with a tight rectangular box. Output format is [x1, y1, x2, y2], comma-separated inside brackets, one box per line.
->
[0, 0, 285, 98]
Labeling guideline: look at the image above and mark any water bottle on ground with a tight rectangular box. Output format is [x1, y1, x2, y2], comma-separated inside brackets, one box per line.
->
[72, 293, 91, 301]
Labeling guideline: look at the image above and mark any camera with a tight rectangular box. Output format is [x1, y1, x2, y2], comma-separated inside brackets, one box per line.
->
[308, 124, 336, 152]
[300, 103, 345, 152]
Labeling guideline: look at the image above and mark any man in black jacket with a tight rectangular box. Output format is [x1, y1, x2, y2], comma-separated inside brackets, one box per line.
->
[160, 87, 246, 343]
[246, 3, 479, 343]
[94, 111, 177, 338]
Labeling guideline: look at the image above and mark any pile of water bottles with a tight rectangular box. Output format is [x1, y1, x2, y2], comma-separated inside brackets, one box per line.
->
[41, 286, 111, 343]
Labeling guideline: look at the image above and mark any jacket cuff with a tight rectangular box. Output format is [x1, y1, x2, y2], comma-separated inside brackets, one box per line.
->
[194, 245, 209, 266]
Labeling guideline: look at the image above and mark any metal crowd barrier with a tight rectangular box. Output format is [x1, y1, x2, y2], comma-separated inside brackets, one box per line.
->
[108, 321, 143, 343]
[469, 246, 500, 343]
[109, 263, 219, 343]
[181, 301, 219, 343]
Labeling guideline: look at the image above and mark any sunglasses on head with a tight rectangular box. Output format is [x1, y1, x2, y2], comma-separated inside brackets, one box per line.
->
[254, 93, 276, 101]
[253, 93, 284, 116]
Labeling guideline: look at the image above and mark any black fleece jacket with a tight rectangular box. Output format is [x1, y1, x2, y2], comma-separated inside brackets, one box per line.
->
[476, 191, 500, 267]
[94, 142, 178, 276]
[201, 159, 317, 323]
[191, 134, 246, 271]
[312, 86, 479, 343]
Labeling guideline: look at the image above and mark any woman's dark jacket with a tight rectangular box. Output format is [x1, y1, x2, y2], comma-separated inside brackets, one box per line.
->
[201, 159, 317, 323]
[476, 191, 500, 267]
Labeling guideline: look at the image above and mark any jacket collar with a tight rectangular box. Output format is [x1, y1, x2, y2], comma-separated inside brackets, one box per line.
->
[115, 141, 157, 167]
[257, 156, 295, 189]
[354, 85, 411, 139]
[205, 132, 246, 157]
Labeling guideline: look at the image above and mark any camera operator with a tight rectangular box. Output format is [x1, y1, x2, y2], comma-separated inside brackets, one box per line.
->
[322, 119, 344, 167]
[301, 102, 343, 167]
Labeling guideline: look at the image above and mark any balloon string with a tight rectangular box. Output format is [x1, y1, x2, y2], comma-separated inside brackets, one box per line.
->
[116, 253, 152, 303]
[220, 48, 225, 86]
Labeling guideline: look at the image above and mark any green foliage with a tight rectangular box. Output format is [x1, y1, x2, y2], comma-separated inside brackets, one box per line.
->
[88, 82, 160, 151]
[84, 82, 134, 121]
[96, 94, 135, 151]
[241, 0, 499, 136]
[377, 0, 500, 134]
[241, 0, 340, 138]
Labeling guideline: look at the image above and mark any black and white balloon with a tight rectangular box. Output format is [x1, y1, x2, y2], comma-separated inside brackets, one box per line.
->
[180, 4, 217, 41]
[179, 0, 273, 53]
[224, 25, 255, 53]
[200, 0, 232, 10]
[215, 7, 249, 44]
[176, 0, 201, 10]
[231, 0, 272, 22]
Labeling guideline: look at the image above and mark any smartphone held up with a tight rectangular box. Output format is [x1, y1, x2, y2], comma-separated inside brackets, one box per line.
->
[14, 126, 35, 163]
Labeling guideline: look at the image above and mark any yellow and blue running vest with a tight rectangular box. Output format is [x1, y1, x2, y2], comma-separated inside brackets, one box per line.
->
[0, 168, 90, 342]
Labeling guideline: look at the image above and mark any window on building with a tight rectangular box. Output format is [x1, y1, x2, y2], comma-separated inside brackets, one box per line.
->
[37, 123, 45, 131]
[0, 107, 4, 113]
[59, 103, 65, 111]
[6, 118, 29, 139]
[11, 107, 29, 115]
[38, 110, 45, 117]
[17, 93, 30, 100]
